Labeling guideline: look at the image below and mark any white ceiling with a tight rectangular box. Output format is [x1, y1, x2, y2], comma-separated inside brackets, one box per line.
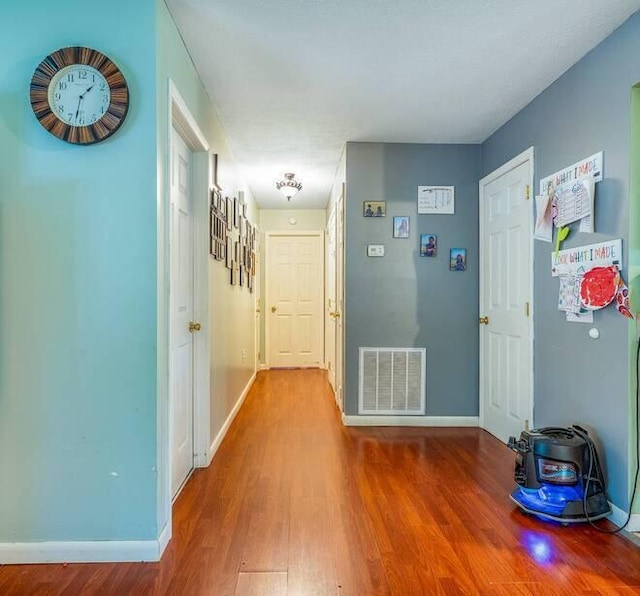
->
[166, 0, 640, 209]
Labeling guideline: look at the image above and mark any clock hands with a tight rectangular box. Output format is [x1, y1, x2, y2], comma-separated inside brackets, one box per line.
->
[73, 96, 83, 124]
[74, 85, 96, 124]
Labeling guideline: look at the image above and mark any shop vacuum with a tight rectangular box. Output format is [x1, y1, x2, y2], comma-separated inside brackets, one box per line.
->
[507, 426, 611, 523]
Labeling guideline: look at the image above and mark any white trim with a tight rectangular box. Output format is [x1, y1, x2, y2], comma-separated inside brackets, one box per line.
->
[608, 502, 629, 528]
[157, 78, 211, 549]
[342, 414, 479, 427]
[607, 501, 640, 531]
[264, 231, 325, 368]
[479, 147, 534, 187]
[169, 80, 209, 151]
[628, 513, 640, 533]
[0, 538, 166, 565]
[207, 372, 257, 465]
[158, 521, 172, 559]
[191, 150, 211, 469]
[260, 363, 269, 371]
[478, 146, 535, 434]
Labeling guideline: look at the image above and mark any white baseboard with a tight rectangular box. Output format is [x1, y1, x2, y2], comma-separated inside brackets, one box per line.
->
[342, 414, 479, 427]
[628, 513, 640, 532]
[157, 521, 171, 559]
[608, 502, 640, 531]
[259, 363, 269, 371]
[207, 371, 256, 466]
[0, 536, 164, 565]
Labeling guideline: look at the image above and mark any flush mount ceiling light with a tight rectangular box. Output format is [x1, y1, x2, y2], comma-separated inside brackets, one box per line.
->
[276, 172, 302, 201]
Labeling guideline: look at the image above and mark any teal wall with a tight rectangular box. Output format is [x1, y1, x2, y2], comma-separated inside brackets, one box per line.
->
[156, 0, 259, 532]
[0, 1, 159, 541]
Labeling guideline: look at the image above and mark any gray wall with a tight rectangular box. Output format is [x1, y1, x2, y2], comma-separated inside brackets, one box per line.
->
[482, 12, 640, 509]
[345, 142, 481, 417]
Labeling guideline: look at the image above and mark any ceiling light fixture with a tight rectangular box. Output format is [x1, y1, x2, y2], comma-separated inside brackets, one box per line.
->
[276, 172, 302, 201]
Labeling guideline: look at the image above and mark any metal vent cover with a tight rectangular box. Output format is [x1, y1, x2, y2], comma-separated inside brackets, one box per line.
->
[358, 347, 426, 415]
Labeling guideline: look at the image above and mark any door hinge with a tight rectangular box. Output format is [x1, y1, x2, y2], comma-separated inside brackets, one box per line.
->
[525, 185, 530, 200]
[525, 302, 530, 317]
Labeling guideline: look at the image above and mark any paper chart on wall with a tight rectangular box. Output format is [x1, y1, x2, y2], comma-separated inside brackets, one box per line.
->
[417, 186, 455, 214]
[578, 177, 595, 233]
[557, 274, 583, 313]
[552, 177, 594, 229]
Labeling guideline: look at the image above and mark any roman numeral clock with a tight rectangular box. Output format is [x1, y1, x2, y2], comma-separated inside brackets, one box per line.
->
[30, 46, 129, 144]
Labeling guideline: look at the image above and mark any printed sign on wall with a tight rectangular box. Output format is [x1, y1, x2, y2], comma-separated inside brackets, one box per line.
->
[539, 151, 603, 196]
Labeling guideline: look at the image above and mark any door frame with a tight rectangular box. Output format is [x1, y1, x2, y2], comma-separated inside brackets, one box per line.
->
[478, 146, 535, 434]
[325, 205, 337, 391]
[335, 186, 345, 413]
[264, 230, 325, 368]
[158, 80, 211, 546]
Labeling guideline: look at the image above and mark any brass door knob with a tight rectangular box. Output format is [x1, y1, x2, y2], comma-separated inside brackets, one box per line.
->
[271, 306, 277, 313]
[333, 311, 341, 319]
[189, 322, 202, 332]
[478, 316, 489, 325]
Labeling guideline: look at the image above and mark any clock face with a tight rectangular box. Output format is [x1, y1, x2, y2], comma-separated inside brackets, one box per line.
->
[48, 65, 111, 127]
[30, 47, 129, 145]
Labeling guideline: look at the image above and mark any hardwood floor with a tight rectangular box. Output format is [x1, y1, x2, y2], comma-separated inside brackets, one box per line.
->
[2, 368, 640, 595]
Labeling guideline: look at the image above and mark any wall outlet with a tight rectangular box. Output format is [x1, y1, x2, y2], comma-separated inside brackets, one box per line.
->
[241, 348, 247, 362]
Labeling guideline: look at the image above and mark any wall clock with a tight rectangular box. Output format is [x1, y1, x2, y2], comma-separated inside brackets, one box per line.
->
[30, 46, 129, 145]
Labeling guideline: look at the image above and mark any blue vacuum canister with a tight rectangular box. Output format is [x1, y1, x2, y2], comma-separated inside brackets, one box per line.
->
[507, 426, 610, 523]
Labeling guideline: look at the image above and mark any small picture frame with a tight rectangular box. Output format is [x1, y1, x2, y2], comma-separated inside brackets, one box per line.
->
[363, 201, 386, 217]
[393, 216, 410, 239]
[450, 248, 467, 271]
[233, 197, 239, 229]
[226, 197, 233, 231]
[420, 234, 437, 257]
[225, 236, 233, 269]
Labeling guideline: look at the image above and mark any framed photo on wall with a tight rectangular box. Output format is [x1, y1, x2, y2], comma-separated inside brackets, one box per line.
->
[363, 201, 386, 217]
[393, 216, 410, 238]
[450, 248, 467, 271]
[420, 234, 437, 257]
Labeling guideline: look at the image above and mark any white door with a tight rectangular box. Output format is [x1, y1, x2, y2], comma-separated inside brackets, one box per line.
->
[479, 149, 533, 443]
[170, 126, 194, 497]
[325, 207, 337, 391]
[254, 233, 261, 370]
[266, 232, 324, 368]
[334, 189, 345, 412]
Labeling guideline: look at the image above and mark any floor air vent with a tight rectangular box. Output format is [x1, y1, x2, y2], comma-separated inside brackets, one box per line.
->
[358, 348, 426, 415]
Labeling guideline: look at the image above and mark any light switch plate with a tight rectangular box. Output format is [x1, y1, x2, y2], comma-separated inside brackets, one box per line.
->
[367, 244, 385, 257]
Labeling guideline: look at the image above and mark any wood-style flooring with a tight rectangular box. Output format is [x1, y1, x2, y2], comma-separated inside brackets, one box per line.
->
[2, 368, 640, 595]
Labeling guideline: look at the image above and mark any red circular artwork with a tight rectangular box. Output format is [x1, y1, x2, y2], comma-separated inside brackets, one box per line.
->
[580, 266, 619, 310]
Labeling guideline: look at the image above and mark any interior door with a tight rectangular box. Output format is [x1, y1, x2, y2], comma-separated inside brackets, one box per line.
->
[266, 232, 324, 368]
[170, 126, 194, 497]
[479, 151, 533, 443]
[325, 207, 337, 391]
